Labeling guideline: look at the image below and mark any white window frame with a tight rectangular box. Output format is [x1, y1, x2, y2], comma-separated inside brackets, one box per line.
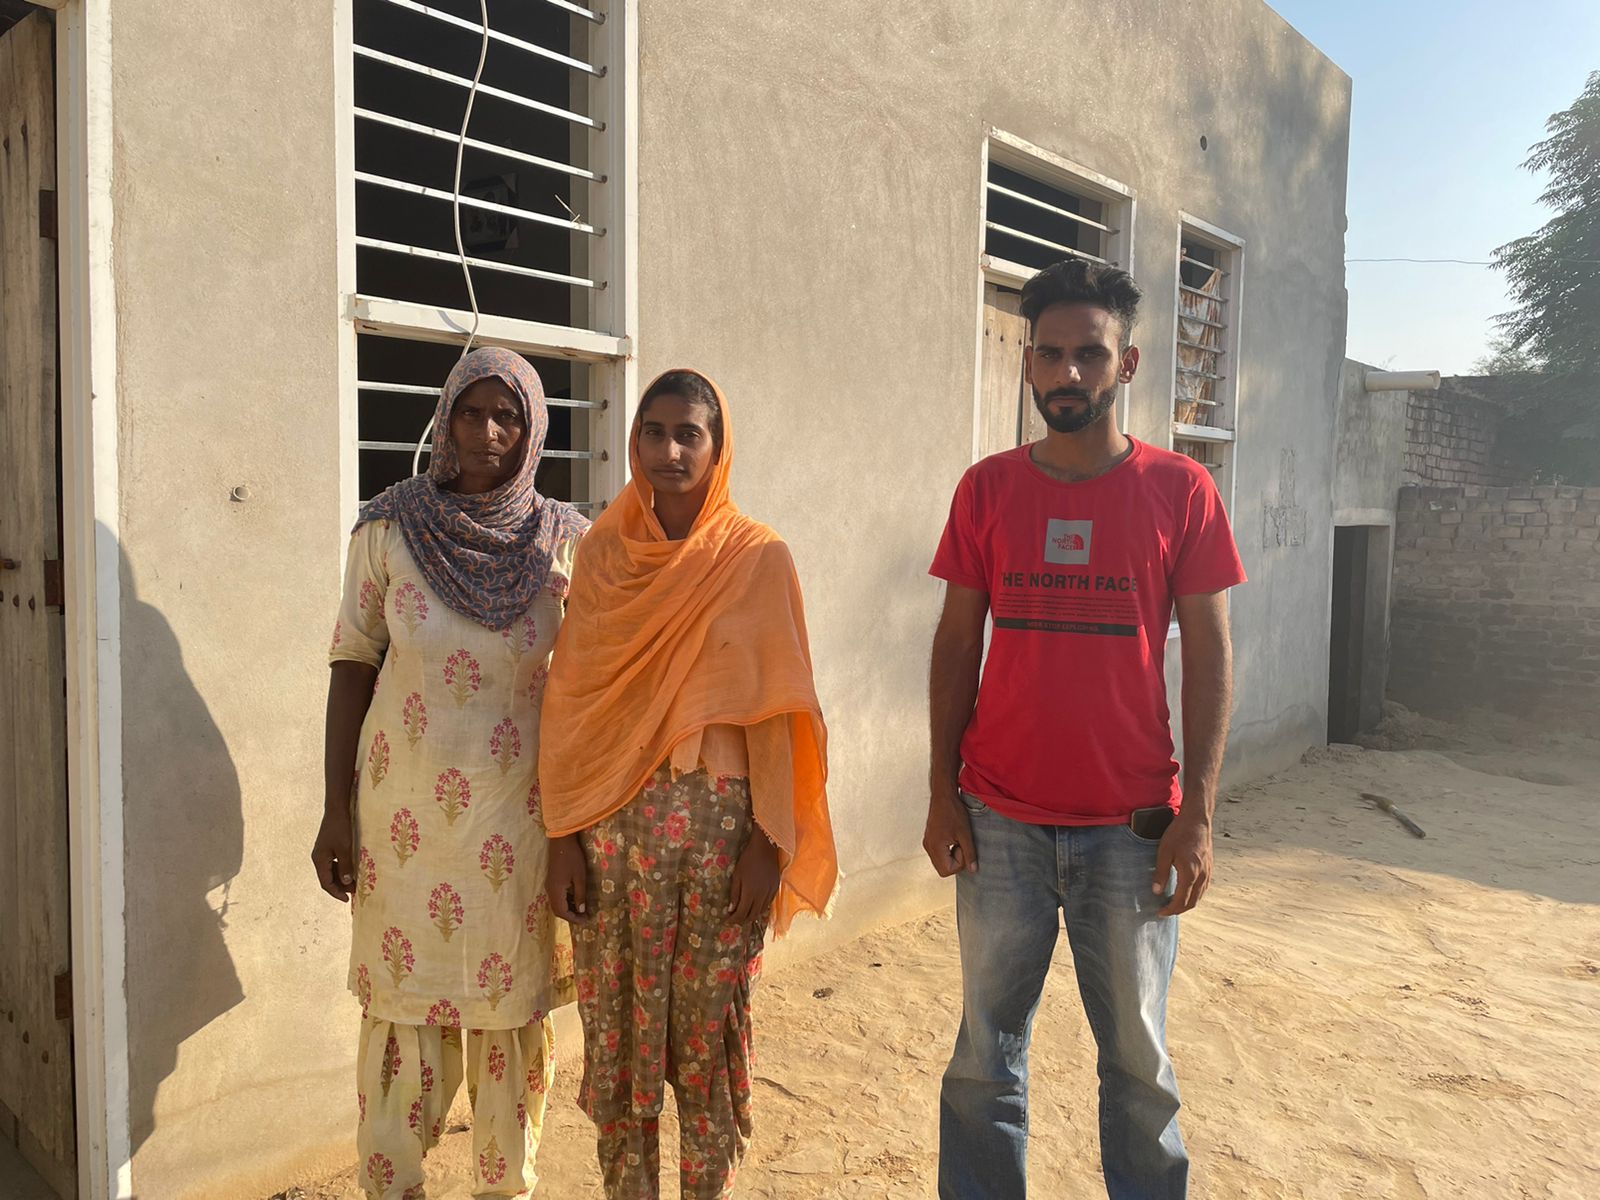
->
[333, 0, 639, 529]
[970, 128, 1137, 461]
[1167, 211, 1244, 640]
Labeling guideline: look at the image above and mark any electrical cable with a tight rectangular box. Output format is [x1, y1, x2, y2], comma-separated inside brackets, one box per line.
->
[1347, 256, 1600, 265]
[414, 0, 491, 476]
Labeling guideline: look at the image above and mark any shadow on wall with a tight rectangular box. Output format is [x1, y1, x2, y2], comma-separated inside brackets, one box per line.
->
[117, 539, 245, 1153]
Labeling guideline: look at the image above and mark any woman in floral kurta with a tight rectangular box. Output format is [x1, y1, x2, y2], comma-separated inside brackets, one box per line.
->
[314, 348, 586, 1200]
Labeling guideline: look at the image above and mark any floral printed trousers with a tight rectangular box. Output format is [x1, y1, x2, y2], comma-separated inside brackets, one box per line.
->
[355, 1015, 555, 1199]
[574, 769, 768, 1199]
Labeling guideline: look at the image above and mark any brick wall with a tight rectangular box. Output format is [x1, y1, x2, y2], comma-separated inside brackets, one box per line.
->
[1403, 388, 1516, 488]
[1390, 484, 1600, 723]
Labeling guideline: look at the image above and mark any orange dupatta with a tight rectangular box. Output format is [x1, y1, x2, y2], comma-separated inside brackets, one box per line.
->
[539, 370, 837, 934]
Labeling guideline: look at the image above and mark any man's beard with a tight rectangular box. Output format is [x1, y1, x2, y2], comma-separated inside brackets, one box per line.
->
[1033, 383, 1118, 434]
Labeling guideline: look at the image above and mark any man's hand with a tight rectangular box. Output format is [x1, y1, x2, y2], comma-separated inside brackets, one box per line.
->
[927, 583, 986, 879]
[546, 833, 590, 923]
[923, 791, 978, 877]
[1167, 589, 1231, 917]
[1154, 810, 1212, 916]
[727, 833, 781, 925]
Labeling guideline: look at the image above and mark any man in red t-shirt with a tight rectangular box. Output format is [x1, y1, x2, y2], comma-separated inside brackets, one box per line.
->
[926, 259, 1245, 1199]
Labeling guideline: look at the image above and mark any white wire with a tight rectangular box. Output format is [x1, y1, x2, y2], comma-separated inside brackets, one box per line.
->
[414, 0, 491, 476]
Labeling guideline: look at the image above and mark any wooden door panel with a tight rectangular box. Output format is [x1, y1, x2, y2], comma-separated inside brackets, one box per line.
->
[0, 12, 74, 1191]
[977, 283, 1028, 460]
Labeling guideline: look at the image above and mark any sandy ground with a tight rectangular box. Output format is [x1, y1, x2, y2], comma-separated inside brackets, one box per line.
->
[278, 710, 1600, 1199]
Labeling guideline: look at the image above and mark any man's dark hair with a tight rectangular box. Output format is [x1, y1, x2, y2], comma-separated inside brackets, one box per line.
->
[1020, 259, 1143, 347]
[639, 370, 723, 449]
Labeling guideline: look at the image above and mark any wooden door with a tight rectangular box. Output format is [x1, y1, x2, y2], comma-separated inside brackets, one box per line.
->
[977, 283, 1032, 458]
[0, 12, 75, 1196]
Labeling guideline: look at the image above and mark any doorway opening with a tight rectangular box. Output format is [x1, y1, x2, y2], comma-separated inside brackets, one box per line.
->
[1328, 525, 1392, 743]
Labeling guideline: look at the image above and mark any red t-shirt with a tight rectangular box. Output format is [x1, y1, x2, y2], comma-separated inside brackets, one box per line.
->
[930, 439, 1246, 825]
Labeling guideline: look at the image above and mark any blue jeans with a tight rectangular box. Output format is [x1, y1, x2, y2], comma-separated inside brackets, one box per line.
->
[938, 793, 1187, 1200]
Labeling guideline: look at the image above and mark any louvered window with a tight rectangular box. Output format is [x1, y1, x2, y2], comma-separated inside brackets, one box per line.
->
[974, 132, 1135, 455]
[983, 159, 1119, 275]
[1171, 222, 1242, 511]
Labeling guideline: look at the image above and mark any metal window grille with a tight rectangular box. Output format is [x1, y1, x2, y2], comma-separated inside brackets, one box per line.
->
[348, 0, 621, 504]
[1173, 237, 1231, 430]
[984, 159, 1115, 272]
[1171, 230, 1237, 497]
[353, 0, 608, 326]
[1173, 436, 1225, 473]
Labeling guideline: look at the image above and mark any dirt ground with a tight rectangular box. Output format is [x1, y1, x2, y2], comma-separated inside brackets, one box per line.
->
[279, 709, 1600, 1199]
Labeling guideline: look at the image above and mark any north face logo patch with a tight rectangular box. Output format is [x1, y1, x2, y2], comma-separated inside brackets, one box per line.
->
[1044, 519, 1093, 564]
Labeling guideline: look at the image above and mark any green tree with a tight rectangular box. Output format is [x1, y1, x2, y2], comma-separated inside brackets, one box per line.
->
[1470, 333, 1541, 376]
[1491, 70, 1600, 483]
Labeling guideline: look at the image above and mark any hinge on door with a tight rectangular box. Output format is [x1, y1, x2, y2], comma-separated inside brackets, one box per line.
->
[54, 972, 72, 1022]
[39, 189, 57, 240]
[43, 559, 63, 610]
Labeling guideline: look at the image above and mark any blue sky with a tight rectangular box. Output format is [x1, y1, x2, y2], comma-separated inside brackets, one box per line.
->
[1267, 1, 1600, 374]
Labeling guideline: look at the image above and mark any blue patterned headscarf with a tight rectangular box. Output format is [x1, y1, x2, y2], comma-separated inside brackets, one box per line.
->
[355, 347, 589, 630]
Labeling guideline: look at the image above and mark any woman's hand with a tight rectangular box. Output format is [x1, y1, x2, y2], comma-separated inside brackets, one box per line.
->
[311, 811, 356, 902]
[546, 834, 590, 923]
[727, 831, 780, 925]
[319, 661, 377, 904]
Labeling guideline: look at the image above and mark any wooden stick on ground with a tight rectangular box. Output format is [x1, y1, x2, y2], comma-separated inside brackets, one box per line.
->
[1361, 792, 1427, 839]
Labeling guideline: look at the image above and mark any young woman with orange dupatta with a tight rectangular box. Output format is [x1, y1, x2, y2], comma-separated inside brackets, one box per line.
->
[540, 370, 837, 1198]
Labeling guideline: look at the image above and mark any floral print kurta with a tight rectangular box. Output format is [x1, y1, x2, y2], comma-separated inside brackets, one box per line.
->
[333, 519, 576, 1029]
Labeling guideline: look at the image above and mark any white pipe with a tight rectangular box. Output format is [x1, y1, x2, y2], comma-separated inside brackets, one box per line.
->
[357, 237, 599, 290]
[1364, 369, 1440, 392]
[355, 171, 601, 236]
[375, 0, 602, 75]
[354, 109, 602, 183]
[353, 46, 603, 130]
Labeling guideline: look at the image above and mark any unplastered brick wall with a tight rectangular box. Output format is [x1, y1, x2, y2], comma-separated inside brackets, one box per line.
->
[1390, 484, 1600, 723]
[1403, 389, 1515, 488]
